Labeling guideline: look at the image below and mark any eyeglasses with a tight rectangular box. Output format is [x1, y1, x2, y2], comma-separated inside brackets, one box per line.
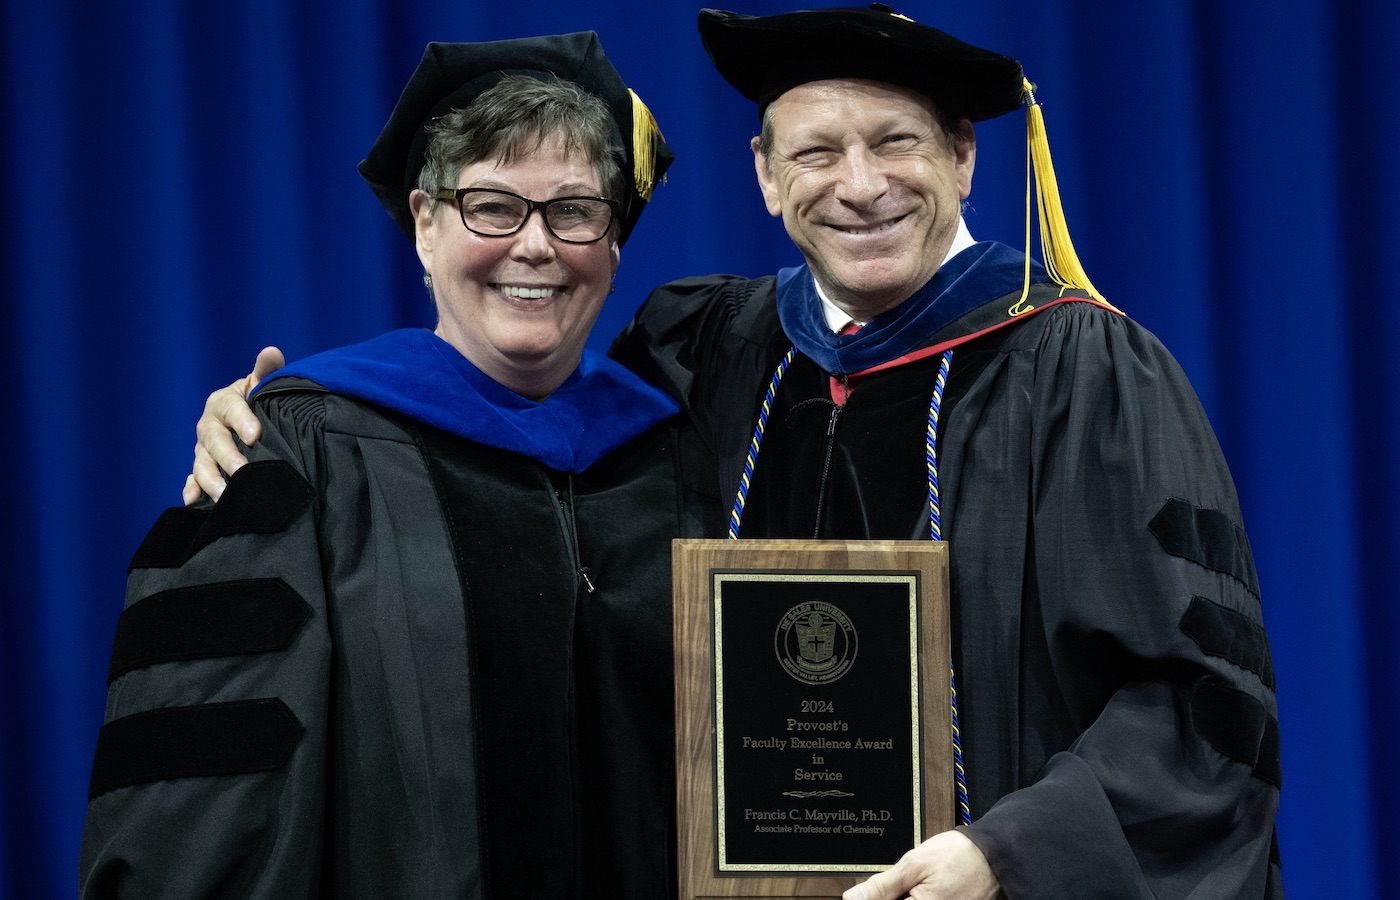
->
[433, 188, 621, 244]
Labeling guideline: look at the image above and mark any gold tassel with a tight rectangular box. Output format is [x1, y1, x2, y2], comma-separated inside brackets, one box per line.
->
[1014, 77, 1119, 315]
[629, 88, 665, 202]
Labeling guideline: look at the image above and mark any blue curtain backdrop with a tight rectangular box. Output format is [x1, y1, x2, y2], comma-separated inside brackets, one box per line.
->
[2, 0, 1392, 896]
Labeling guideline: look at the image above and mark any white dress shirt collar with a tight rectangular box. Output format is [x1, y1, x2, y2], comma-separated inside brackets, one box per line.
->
[817, 217, 977, 333]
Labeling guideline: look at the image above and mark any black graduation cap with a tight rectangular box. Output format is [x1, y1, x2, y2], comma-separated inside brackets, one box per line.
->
[697, 4, 1026, 121]
[359, 32, 673, 246]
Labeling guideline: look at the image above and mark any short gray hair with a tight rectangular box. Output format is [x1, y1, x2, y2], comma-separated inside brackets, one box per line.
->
[418, 74, 625, 204]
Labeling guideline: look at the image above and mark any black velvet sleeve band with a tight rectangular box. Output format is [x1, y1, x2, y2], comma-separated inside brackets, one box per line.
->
[128, 460, 314, 572]
[1190, 679, 1283, 788]
[1148, 497, 1260, 598]
[87, 698, 305, 800]
[1179, 595, 1276, 690]
[107, 579, 312, 684]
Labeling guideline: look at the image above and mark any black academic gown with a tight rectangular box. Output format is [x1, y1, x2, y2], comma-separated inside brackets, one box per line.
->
[612, 251, 1283, 899]
[80, 338, 718, 898]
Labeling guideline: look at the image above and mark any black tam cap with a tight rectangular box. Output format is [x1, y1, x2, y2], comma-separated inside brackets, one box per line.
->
[358, 32, 673, 246]
[698, 5, 1025, 121]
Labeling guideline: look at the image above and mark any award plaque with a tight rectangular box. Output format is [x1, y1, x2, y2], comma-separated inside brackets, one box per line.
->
[672, 539, 952, 900]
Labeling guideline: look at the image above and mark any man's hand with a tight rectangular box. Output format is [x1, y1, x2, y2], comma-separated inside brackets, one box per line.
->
[843, 830, 1000, 900]
[182, 346, 285, 504]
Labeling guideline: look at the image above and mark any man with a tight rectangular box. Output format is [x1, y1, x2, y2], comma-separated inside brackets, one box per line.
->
[192, 7, 1283, 898]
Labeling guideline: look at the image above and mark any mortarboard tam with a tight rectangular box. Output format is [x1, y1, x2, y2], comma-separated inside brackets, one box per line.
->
[697, 4, 1025, 121]
[358, 32, 672, 247]
[698, 4, 1110, 308]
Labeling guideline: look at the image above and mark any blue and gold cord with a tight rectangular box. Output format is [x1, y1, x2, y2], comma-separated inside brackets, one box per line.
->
[728, 345, 971, 825]
[925, 349, 970, 826]
[926, 349, 953, 542]
[727, 347, 796, 540]
[951, 668, 970, 826]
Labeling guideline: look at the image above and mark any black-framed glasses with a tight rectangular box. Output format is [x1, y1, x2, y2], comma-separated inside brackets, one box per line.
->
[433, 188, 621, 244]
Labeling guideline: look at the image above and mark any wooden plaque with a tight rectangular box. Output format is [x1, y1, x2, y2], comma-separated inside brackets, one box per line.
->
[673, 539, 952, 900]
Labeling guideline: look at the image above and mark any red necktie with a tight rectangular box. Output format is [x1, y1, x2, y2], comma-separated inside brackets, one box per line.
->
[829, 322, 862, 405]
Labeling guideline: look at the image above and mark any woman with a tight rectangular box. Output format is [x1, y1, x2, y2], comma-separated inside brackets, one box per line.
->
[80, 33, 714, 898]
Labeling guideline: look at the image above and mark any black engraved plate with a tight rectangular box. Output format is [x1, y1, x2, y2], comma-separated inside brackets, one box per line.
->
[714, 572, 920, 872]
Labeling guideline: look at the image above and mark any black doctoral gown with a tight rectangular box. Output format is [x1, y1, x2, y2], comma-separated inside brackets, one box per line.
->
[81, 332, 719, 898]
[612, 246, 1283, 899]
